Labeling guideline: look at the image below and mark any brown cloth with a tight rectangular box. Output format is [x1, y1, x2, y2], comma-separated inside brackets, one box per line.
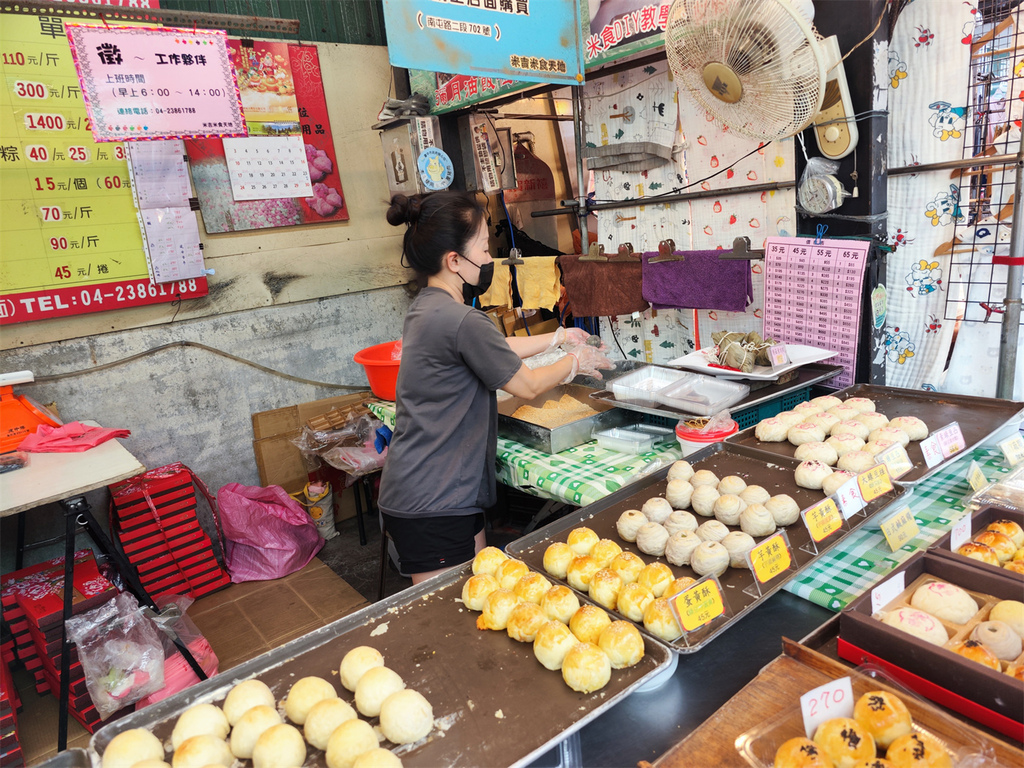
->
[558, 253, 649, 318]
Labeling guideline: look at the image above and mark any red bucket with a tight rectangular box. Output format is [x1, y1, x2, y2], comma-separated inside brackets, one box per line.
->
[675, 419, 738, 457]
[354, 341, 402, 400]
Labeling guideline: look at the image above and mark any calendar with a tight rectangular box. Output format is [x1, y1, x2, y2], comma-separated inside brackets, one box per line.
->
[763, 236, 870, 390]
[223, 136, 313, 201]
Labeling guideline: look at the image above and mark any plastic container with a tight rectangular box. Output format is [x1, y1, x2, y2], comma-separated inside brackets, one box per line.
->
[354, 340, 401, 400]
[656, 373, 749, 417]
[609, 366, 687, 402]
[675, 419, 738, 456]
[594, 426, 657, 454]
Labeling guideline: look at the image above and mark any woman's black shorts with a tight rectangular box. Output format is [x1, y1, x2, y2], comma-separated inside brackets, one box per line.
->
[382, 512, 485, 574]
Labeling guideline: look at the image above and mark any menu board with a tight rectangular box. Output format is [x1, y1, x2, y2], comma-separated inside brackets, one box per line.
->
[763, 236, 870, 389]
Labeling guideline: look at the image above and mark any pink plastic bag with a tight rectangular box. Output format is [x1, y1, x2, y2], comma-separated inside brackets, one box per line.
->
[217, 483, 324, 582]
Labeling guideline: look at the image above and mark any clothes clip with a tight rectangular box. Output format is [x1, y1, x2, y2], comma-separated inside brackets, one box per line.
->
[608, 242, 635, 262]
[649, 239, 679, 264]
[719, 236, 764, 260]
[813, 224, 828, 246]
[502, 247, 524, 266]
[580, 242, 608, 262]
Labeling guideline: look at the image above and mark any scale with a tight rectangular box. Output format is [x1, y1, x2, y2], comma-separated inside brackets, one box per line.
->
[0, 371, 60, 453]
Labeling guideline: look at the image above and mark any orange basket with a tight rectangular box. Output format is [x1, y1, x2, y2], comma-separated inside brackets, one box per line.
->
[354, 341, 402, 401]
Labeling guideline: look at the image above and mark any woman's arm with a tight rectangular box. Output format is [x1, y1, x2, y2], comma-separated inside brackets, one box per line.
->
[505, 332, 558, 359]
[501, 354, 575, 400]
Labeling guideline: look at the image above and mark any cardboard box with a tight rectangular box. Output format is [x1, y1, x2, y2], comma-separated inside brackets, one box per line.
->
[929, 505, 1023, 581]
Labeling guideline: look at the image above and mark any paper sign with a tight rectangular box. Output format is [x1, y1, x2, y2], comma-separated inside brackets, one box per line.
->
[672, 577, 726, 632]
[834, 477, 866, 519]
[871, 571, 906, 614]
[880, 506, 919, 552]
[950, 514, 972, 552]
[223, 136, 312, 201]
[801, 498, 843, 543]
[801, 676, 854, 740]
[998, 434, 1024, 467]
[857, 464, 893, 502]
[748, 532, 792, 584]
[934, 422, 966, 459]
[768, 344, 790, 370]
[920, 434, 944, 468]
[874, 443, 913, 479]
[968, 461, 988, 492]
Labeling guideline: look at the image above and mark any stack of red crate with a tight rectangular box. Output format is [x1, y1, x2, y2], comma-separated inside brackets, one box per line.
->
[110, 465, 231, 601]
[0, 639, 22, 768]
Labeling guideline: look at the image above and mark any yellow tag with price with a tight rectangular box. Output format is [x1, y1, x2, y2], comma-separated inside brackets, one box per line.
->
[749, 532, 792, 584]
[672, 578, 726, 632]
[880, 506, 919, 552]
[801, 498, 843, 543]
[857, 464, 893, 502]
[998, 435, 1024, 467]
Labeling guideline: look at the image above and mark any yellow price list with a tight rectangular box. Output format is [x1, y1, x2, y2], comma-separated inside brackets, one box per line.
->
[672, 579, 726, 633]
[880, 506, 919, 552]
[749, 532, 792, 584]
[801, 498, 843, 543]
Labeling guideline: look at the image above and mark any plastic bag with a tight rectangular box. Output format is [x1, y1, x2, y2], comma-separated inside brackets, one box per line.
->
[217, 483, 324, 582]
[290, 413, 388, 478]
[135, 595, 219, 708]
[65, 592, 166, 719]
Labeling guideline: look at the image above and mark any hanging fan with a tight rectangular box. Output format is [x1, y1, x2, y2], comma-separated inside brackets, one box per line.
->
[665, 0, 858, 158]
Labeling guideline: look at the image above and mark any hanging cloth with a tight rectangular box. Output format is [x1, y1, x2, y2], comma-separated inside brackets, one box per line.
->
[558, 254, 648, 317]
[641, 250, 753, 312]
[517, 257, 560, 310]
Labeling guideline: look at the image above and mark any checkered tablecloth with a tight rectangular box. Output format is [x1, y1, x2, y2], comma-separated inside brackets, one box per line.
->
[368, 401, 682, 508]
[783, 446, 1016, 612]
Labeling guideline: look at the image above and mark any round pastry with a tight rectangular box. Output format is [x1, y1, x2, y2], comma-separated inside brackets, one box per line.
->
[696, 519, 730, 543]
[567, 526, 600, 556]
[990, 600, 1024, 637]
[882, 607, 948, 646]
[304, 698, 357, 751]
[740, 484, 771, 506]
[643, 598, 683, 642]
[838, 451, 877, 473]
[379, 689, 432, 745]
[598, 621, 645, 669]
[1014, 548, 1024, 562]
[691, 541, 729, 577]
[325, 718, 378, 768]
[615, 509, 648, 543]
[740, 503, 776, 538]
[540, 584, 581, 623]
[772, 736, 833, 768]
[691, 485, 721, 517]
[566, 555, 601, 592]
[854, 411, 889, 432]
[127, 761, 170, 768]
[352, 749, 402, 768]
[513, 571, 552, 604]
[355, 666, 404, 718]
[691, 469, 720, 488]
[756, 417, 790, 442]
[971, 620, 1022, 660]
[828, 404, 861, 422]
[462, 573, 500, 611]
[775, 410, 806, 427]
[543, 541, 576, 578]
[844, 397, 876, 413]
[813, 717, 876, 768]
[173, 735, 232, 768]
[506, 601, 549, 643]
[617, 582, 655, 622]
[853, 690, 912, 750]
[495, 558, 529, 590]
[1005, 664, 1024, 682]
[588, 568, 623, 610]
[869, 427, 910, 447]
[664, 509, 699, 536]
[956, 542, 999, 566]
[988, 519, 1024, 548]
[864, 439, 897, 457]
[713, 493, 746, 526]
[642, 497, 674, 524]
[534, 620, 578, 671]
[102, 729, 164, 768]
[472, 546, 507, 576]
[788, 423, 827, 446]
[569, 604, 612, 644]
[230, 705, 282, 759]
[664, 531, 702, 567]
[811, 395, 844, 411]
[885, 731, 952, 768]
[608, 551, 645, 585]
[795, 459, 834, 490]
[794, 402, 825, 418]
[808, 412, 842, 434]
[172, 704, 229, 750]
[973, 530, 1016, 563]
[636, 522, 670, 557]
[284, 676, 337, 725]
[1005, 560, 1024, 575]
[637, 562, 675, 598]
[822, 470, 857, 497]
[721, 530, 756, 568]
[910, 581, 978, 625]
[589, 538, 623, 568]
[665, 576, 696, 597]
[667, 459, 695, 482]
[561, 642, 611, 693]
[252, 724, 305, 768]
[666, 479, 694, 510]
[795, 441, 839, 466]
[223, 678, 277, 726]
[832, 419, 871, 441]
[717, 475, 748, 495]
[888, 416, 928, 441]
[476, 588, 520, 630]
[827, 433, 867, 458]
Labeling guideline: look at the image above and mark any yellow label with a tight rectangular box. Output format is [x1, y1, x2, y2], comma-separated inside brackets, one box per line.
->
[875, 443, 913, 479]
[802, 498, 843, 543]
[968, 461, 988, 492]
[881, 506, 919, 551]
[673, 579, 726, 632]
[857, 464, 893, 502]
[749, 532, 792, 584]
[998, 435, 1024, 467]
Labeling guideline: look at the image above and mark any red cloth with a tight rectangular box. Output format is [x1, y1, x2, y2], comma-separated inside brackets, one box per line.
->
[17, 421, 130, 452]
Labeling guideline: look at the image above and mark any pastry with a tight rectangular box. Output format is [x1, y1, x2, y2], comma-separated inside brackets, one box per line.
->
[173, 735, 233, 768]
[513, 571, 552, 604]
[739, 503, 776, 537]
[696, 519, 730, 543]
[569, 604, 612, 644]
[766, 494, 801, 526]
[588, 568, 623, 610]
[1014, 548, 1024, 562]
[740, 484, 771, 505]
[561, 642, 611, 693]
[822, 470, 857, 497]
[476, 588, 520, 630]
[172, 704, 229, 750]
[304, 698, 357, 751]
[252, 724, 305, 768]
[636, 522, 670, 556]
[808, 412, 843, 435]
[717, 475, 748, 495]
[794, 401, 825, 417]
[828, 404, 861, 421]
[615, 509, 648, 542]
[637, 562, 675, 597]
[956, 542, 998, 566]
[888, 416, 928, 441]
[325, 718, 378, 768]
[642, 497, 674, 524]
[1005, 560, 1024, 575]
[844, 397, 876, 413]
[838, 450, 877, 473]
[590, 538, 623, 568]
[506, 601, 548, 642]
[853, 690, 911, 750]
[598, 621, 645, 669]
[813, 717, 876, 768]
[567, 527, 599, 556]
[774, 410, 804, 426]
[566, 555, 601, 591]
[284, 676, 337, 725]
[691, 485, 721, 517]
[617, 582, 655, 622]
[910, 581, 978, 624]
[691, 469, 720, 488]
[869, 427, 910, 447]
[540, 584, 581, 623]
[788, 422, 827, 446]
[472, 546, 507, 576]
[354, 666, 405, 718]
[667, 459, 694, 482]
[832, 419, 871, 441]
[690, 541, 729, 576]
[462, 574, 500, 611]
[666, 479, 694, 510]
[885, 732, 952, 768]
[971, 620, 1022, 660]
[643, 597, 683, 641]
[223, 678, 276, 725]
[103, 729, 165, 768]
[352, 750, 402, 768]
[756, 417, 790, 442]
[772, 736, 833, 768]
[543, 541, 576, 578]
[989, 599, 1024, 637]
[608, 551, 645, 584]
[231, 706, 282, 759]
[664, 530, 702, 567]
[973, 530, 1015, 562]
[534, 620, 578, 670]
[795, 441, 839, 466]
[795, 459, 834, 490]
[854, 411, 889, 432]
[721, 530, 756, 568]
[987, 519, 1024, 548]
[664, 509, 699, 535]
[713, 493, 746, 526]
[665, 576, 696, 597]
[379, 689, 433, 745]
[1005, 663, 1024, 682]
[827, 433, 867, 458]
[864, 439, 897, 456]
[882, 607, 948, 646]
[811, 395, 844, 411]
[495, 558, 529, 590]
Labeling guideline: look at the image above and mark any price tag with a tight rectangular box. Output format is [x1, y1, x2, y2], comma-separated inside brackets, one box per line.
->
[748, 531, 792, 584]
[870, 570, 906, 615]
[857, 464, 893, 502]
[834, 476, 866, 519]
[800, 676, 855, 739]
[671, 577, 726, 632]
[919, 434, 944, 468]
[934, 422, 965, 459]
[967, 460, 988, 492]
[874, 443, 913, 480]
[801, 498, 843, 543]
[949, 513, 972, 552]
[768, 344, 790, 370]
[880, 506, 919, 552]
[998, 434, 1024, 467]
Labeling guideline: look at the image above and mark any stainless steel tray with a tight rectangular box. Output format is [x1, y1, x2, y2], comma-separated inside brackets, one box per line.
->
[726, 384, 1024, 485]
[33, 749, 92, 768]
[90, 564, 673, 768]
[506, 442, 900, 654]
[498, 383, 631, 453]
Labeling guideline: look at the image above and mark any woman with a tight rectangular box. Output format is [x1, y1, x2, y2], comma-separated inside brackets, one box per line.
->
[378, 191, 613, 584]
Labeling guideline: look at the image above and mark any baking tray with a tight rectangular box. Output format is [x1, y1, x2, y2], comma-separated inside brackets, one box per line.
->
[506, 442, 900, 654]
[929, 504, 1024, 581]
[498, 383, 631, 453]
[726, 384, 1024, 485]
[90, 563, 673, 768]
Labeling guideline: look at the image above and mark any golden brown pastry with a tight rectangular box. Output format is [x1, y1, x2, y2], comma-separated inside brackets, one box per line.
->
[1004, 663, 1024, 681]
[956, 542, 999, 566]
[495, 558, 529, 590]
[561, 642, 611, 693]
[1004, 560, 1024, 575]
[588, 568, 623, 610]
[543, 541, 575, 578]
[989, 519, 1024, 548]
[590, 538, 623, 568]
[1014, 547, 1024, 562]
[772, 736, 833, 768]
[615, 509, 647, 542]
[476, 588, 520, 630]
[664, 576, 696, 598]
[513, 571, 552, 604]
[231, 706, 281, 759]
[533, 619, 577, 671]
[597, 621, 644, 669]
[540, 584, 580, 624]
[506, 601, 548, 643]
[616, 582, 655, 622]
[949, 639, 1000, 670]
[990, 599, 1024, 637]
[569, 604, 612, 644]
[472, 546, 507, 576]
[643, 597, 682, 642]
[973, 530, 1016, 563]
[636, 562, 675, 598]
[567, 526, 599, 556]
[885, 732, 952, 768]
[608, 551, 645, 584]
[566, 555, 600, 592]
[462, 573, 500, 611]
[173, 735, 233, 768]
[813, 717, 876, 768]
[851, 760, 896, 768]
[853, 690, 912, 749]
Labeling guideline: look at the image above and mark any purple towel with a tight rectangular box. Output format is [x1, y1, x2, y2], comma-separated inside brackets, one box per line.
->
[641, 250, 753, 312]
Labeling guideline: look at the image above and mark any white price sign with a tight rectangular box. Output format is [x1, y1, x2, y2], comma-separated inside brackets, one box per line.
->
[998, 434, 1024, 467]
[834, 477, 866, 519]
[871, 570, 906, 615]
[919, 434, 944, 468]
[801, 676, 855, 739]
[949, 514, 972, 552]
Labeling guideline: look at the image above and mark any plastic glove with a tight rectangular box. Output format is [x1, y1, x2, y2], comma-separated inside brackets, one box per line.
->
[549, 326, 592, 349]
[560, 344, 615, 383]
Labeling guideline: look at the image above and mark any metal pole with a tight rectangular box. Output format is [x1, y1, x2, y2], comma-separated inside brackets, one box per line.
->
[996, 129, 1024, 399]
[571, 85, 588, 250]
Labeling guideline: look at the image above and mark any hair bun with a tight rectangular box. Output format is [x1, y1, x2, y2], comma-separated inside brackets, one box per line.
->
[386, 194, 424, 226]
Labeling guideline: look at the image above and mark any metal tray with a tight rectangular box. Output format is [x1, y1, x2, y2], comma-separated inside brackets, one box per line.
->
[726, 384, 1024, 485]
[32, 749, 92, 768]
[90, 564, 673, 768]
[506, 442, 900, 654]
[498, 383, 631, 453]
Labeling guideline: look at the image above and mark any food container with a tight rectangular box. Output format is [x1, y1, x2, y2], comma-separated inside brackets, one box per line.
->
[929, 505, 1023, 581]
[610, 365, 688, 402]
[498, 384, 630, 454]
[353, 340, 401, 400]
[675, 418, 739, 456]
[593, 425, 664, 454]
[609, 366, 749, 416]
